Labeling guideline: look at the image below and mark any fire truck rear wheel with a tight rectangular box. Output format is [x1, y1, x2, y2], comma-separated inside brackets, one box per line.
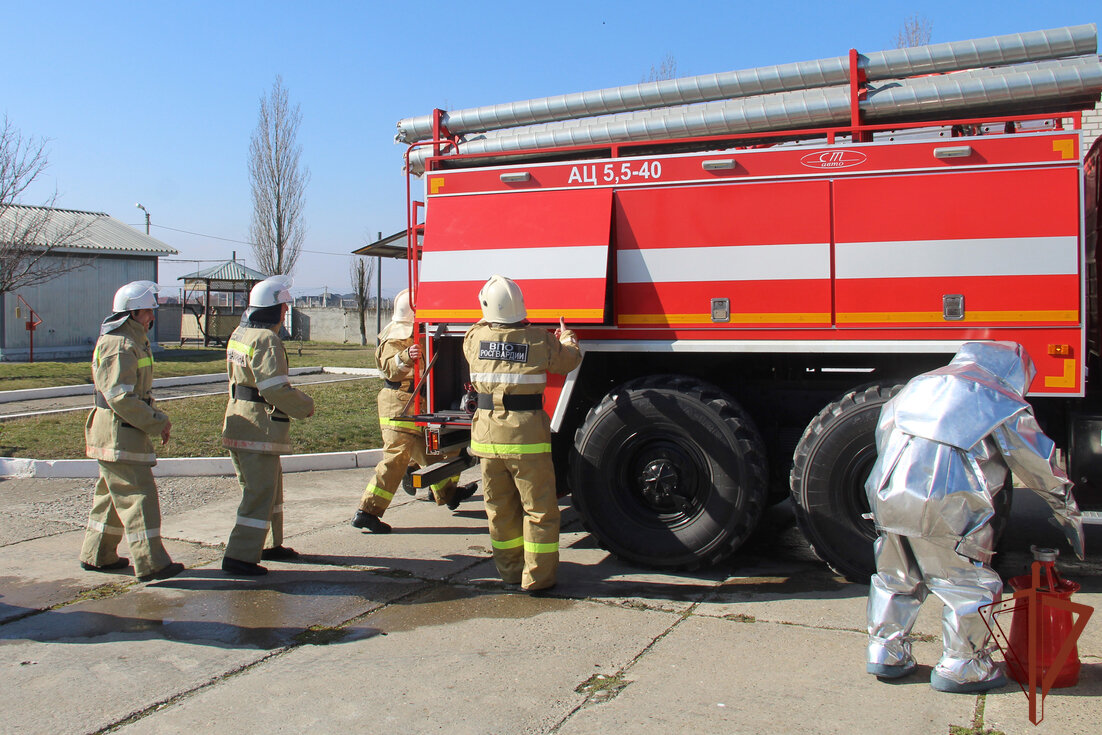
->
[790, 384, 900, 583]
[570, 375, 768, 570]
[791, 383, 1016, 583]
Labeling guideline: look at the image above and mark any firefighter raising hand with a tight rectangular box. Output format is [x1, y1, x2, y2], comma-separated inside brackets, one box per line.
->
[555, 316, 577, 346]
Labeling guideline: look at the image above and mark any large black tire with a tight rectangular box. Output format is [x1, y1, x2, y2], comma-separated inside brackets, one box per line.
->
[790, 384, 900, 583]
[790, 384, 1015, 583]
[570, 375, 768, 570]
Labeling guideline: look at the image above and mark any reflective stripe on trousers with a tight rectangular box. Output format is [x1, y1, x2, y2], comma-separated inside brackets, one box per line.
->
[225, 450, 284, 563]
[480, 455, 560, 591]
[471, 441, 551, 455]
[79, 459, 172, 577]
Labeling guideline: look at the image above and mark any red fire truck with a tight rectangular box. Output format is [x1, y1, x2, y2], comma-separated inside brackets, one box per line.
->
[373, 26, 1102, 581]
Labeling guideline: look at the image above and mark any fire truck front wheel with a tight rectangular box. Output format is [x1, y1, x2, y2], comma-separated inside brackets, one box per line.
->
[789, 384, 901, 583]
[570, 375, 768, 570]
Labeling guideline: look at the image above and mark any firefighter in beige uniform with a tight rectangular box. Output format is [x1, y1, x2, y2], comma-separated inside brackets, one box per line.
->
[221, 275, 315, 576]
[352, 289, 476, 533]
[80, 281, 184, 582]
[463, 275, 581, 591]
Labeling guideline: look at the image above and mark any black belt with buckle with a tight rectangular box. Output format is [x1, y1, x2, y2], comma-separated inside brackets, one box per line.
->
[476, 393, 544, 411]
[384, 379, 413, 391]
[232, 384, 265, 402]
[232, 384, 288, 421]
[93, 391, 150, 429]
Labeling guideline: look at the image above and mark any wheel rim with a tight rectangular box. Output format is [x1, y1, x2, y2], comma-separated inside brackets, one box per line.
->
[612, 431, 709, 525]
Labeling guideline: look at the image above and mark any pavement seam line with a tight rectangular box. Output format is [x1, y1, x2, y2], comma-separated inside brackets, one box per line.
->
[548, 601, 700, 732]
[92, 648, 290, 734]
[91, 566, 458, 732]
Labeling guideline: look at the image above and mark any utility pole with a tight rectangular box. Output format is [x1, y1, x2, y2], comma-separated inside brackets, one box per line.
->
[135, 203, 150, 235]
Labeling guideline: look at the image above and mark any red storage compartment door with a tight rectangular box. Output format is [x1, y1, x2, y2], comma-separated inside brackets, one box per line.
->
[834, 167, 1081, 328]
[614, 180, 832, 327]
[416, 188, 612, 323]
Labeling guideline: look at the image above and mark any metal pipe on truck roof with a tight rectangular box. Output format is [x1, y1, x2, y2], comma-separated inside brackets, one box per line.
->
[395, 24, 1096, 143]
[406, 55, 1102, 175]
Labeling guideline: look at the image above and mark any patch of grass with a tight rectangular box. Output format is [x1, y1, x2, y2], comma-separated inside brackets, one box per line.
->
[723, 613, 757, 623]
[0, 379, 384, 459]
[0, 342, 376, 391]
[949, 696, 1005, 735]
[575, 672, 632, 705]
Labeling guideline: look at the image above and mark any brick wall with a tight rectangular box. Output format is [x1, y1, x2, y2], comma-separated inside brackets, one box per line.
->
[1081, 94, 1102, 158]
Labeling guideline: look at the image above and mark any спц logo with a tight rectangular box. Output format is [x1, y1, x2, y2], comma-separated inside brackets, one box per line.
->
[800, 150, 867, 169]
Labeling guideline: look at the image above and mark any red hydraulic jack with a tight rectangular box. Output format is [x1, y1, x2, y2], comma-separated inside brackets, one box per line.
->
[983, 546, 1093, 725]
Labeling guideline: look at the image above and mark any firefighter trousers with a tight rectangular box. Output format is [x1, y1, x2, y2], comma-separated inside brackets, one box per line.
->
[867, 532, 1004, 684]
[480, 454, 560, 591]
[79, 460, 173, 577]
[225, 450, 284, 563]
[359, 428, 458, 516]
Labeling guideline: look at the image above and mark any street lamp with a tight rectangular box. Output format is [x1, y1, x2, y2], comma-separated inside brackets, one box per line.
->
[135, 202, 150, 235]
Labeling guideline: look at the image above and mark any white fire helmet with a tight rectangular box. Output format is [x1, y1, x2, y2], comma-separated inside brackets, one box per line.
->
[112, 280, 160, 312]
[249, 275, 294, 307]
[478, 275, 526, 323]
[379, 289, 415, 341]
[392, 289, 414, 324]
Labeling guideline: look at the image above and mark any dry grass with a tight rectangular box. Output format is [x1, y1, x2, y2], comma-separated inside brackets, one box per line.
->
[0, 341, 376, 391]
[0, 379, 384, 459]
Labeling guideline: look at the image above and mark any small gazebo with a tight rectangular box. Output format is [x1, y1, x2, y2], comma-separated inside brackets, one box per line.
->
[178, 257, 268, 346]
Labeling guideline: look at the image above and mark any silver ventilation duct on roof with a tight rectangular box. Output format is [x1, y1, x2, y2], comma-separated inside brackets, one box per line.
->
[395, 24, 1097, 143]
[405, 55, 1102, 174]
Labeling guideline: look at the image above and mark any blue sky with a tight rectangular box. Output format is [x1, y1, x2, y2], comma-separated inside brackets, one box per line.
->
[4, 1, 1099, 298]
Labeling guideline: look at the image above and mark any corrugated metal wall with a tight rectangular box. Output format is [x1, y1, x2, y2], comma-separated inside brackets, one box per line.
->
[1, 255, 157, 360]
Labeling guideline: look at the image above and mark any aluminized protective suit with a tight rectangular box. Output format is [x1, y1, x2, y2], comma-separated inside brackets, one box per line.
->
[865, 341, 1084, 690]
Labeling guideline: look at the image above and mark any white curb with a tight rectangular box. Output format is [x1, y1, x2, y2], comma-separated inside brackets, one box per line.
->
[0, 449, 384, 479]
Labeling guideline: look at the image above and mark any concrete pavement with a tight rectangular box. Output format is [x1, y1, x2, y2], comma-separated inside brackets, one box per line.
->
[0, 469, 1099, 734]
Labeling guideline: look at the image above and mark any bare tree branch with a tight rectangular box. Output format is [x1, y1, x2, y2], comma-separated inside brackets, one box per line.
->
[642, 53, 679, 83]
[895, 15, 932, 49]
[1, 115, 95, 296]
[248, 76, 309, 276]
[349, 255, 376, 346]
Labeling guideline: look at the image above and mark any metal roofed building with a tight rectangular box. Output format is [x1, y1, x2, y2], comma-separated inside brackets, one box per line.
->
[0, 205, 178, 361]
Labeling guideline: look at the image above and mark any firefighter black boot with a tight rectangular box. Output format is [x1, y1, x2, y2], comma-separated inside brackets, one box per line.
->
[352, 510, 391, 534]
[222, 557, 268, 576]
[447, 482, 479, 511]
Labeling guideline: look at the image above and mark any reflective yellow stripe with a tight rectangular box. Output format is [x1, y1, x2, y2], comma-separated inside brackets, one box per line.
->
[418, 308, 602, 320]
[471, 441, 551, 455]
[836, 309, 1078, 324]
[136, 356, 154, 369]
[368, 484, 393, 501]
[524, 540, 558, 554]
[619, 312, 830, 325]
[379, 417, 417, 430]
[491, 536, 524, 550]
[227, 339, 255, 357]
[431, 475, 461, 492]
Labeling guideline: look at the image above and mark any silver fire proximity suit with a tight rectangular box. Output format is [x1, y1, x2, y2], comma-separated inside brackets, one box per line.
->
[865, 341, 1084, 692]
